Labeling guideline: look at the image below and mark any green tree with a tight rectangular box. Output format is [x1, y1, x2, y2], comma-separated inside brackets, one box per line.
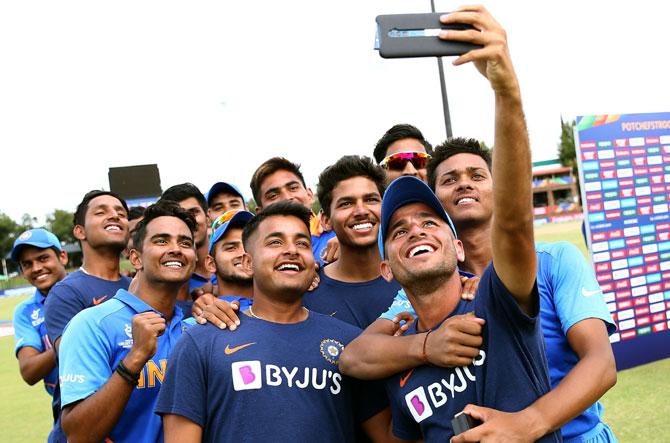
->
[0, 212, 20, 260]
[558, 118, 577, 171]
[46, 209, 76, 244]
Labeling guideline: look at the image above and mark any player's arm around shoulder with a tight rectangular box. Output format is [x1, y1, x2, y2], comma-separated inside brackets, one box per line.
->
[13, 299, 56, 385]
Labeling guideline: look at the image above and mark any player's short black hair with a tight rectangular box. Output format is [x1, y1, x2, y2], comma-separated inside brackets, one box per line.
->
[160, 183, 207, 212]
[250, 157, 307, 205]
[427, 138, 492, 191]
[73, 190, 129, 227]
[242, 201, 311, 251]
[131, 201, 196, 252]
[317, 155, 387, 217]
[373, 124, 433, 164]
[128, 206, 146, 221]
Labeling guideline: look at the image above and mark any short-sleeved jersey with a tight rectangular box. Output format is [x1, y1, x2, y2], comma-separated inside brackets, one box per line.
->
[382, 242, 615, 440]
[43, 269, 131, 443]
[535, 241, 616, 441]
[155, 312, 388, 442]
[218, 295, 253, 311]
[303, 267, 401, 328]
[59, 289, 187, 443]
[386, 265, 560, 442]
[312, 229, 337, 267]
[12, 291, 58, 395]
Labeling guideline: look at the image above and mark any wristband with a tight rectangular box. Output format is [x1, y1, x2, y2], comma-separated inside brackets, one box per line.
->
[116, 361, 140, 386]
[421, 329, 433, 363]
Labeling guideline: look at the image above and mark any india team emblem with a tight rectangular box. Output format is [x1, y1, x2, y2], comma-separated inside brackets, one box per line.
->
[18, 231, 32, 241]
[320, 339, 344, 365]
[31, 309, 40, 321]
[124, 323, 132, 338]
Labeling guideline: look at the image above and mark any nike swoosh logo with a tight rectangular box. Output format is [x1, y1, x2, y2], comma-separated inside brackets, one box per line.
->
[581, 288, 602, 297]
[92, 295, 108, 305]
[224, 342, 256, 355]
[399, 368, 414, 388]
[329, 311, 337, 317]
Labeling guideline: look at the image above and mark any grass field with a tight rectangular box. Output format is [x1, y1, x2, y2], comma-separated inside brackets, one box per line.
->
[0, 220, 668, 442]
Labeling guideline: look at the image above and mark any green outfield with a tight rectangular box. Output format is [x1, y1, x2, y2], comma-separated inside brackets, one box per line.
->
[0, 220, 668, 442]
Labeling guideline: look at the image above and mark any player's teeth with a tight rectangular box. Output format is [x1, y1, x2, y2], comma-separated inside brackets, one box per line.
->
[353, 223, 373, 230]
[105, 225, 121, 231]
[278, 264, 299, 271]
[458, 198, 475, 204]
[410, 245, 434, 257]
[165, 261, 183, 268]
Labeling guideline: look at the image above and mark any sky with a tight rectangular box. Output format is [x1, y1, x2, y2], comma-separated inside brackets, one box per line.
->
[1, 1, 669, 223]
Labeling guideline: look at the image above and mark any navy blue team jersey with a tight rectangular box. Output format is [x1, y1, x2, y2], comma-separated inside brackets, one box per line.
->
[303, 267, 400, 328]
[385, 265, 561, 442]
[43, 270, 131, 443]
[156, 312, 388, 442]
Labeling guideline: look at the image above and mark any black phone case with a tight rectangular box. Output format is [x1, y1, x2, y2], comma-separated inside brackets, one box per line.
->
[376, 13, 481, 59]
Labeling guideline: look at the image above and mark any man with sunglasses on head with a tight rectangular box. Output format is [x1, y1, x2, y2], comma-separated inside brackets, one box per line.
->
[374, 124, 433, 184]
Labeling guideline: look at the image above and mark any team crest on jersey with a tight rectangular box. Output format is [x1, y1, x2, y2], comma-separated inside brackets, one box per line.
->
[18, 231, 32, 241]
[30, 309, 44, 326]
[118, 323, 134, 348]
[320, 339, 344, 365]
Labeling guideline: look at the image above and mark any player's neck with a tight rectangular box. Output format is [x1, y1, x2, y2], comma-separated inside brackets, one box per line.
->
[455, 221, 492, 276]
[218, 279, 253, 298]
[247, 291, 307, 324]
[194, 243, 212, 278]
[405, 272, 463, 332]
[80, 245, 122, 280]
[325, 243, 381, 282]
[133, 278, 179, 320]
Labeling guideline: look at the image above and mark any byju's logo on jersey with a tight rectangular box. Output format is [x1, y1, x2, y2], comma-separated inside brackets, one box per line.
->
[232, 360, 262, 391]
[405, 386, 433, 422]
[320, 339, 344, 365]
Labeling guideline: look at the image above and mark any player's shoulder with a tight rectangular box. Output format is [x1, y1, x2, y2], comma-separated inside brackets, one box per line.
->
[535, 240, 583, 260]
[66, 298, 128, 333]
[49, 270, 86, 296]
[13, 293, 40, 315]
[308, 311, 362, 343]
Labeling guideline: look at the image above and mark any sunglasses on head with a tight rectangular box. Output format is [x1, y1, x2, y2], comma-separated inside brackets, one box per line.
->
[380, 151, 431, 171]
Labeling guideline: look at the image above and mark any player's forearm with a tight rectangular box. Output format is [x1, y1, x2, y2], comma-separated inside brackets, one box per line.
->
[340, 330, 424, 379]
[61, 373, 135, 442]
[164, 414, 203, 443]
[18, 348, 56, 385]
[519, 349, 617, 439]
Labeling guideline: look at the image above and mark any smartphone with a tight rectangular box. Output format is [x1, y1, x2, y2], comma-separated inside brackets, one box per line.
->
[375, 12, 482, 59]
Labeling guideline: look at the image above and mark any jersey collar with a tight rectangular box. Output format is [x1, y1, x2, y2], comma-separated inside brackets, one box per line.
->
[113, 289, 184, 321]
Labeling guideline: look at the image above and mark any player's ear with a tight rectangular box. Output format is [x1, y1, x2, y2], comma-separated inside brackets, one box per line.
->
[129, 248, 143, 271]
[205, 254, 216, 274]
[454, 239, 465, 263]
[73, 224, 86, 241]
[241, 252, 253, 274]
[59, 250, 69, 266]
[321, 211, 333, 231]
[380, 260, 394, 282]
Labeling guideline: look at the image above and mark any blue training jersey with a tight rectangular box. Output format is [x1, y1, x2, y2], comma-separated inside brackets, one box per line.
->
[44, 270, 131, 443]
[385, 264, 560, 442]
[155, 312, 388, 442]
[59, 289, 187, 443]
[382, 241, 616, 441]
[218, 295, 253, 311]
[12, 291, 58, 396]
[303, 267, 401, 328]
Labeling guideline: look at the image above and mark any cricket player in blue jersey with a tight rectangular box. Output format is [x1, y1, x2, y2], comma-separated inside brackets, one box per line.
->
[58, 201, 197, 442]
[156, 201, 397, 442]
[342, 6, 616, 442]
[11, 228, 67, 396]
[44, 190, 131, 443]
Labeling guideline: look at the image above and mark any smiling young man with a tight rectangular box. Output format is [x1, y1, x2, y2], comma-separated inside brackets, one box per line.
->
[205, 209, 255, 309]
[303, 155, 400, 328]
[43, 190, 131, 442]
[250, 157, 337, 265]
[11, 229, 68, 397]
[156, 201, 393, 442]
[58, 201, 196, 442]
[373, 124, 433, 184]
[206, 181, 247, 223]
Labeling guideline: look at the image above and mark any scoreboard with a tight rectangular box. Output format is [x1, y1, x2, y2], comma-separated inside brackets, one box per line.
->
[575, 112, 670, 370]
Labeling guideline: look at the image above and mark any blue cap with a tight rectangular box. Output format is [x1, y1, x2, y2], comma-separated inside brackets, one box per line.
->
[11, 228, 63, 262]
[206, 182, 245, 206]
[208, 210, 254, 254]
[378, 176, 457, 258]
